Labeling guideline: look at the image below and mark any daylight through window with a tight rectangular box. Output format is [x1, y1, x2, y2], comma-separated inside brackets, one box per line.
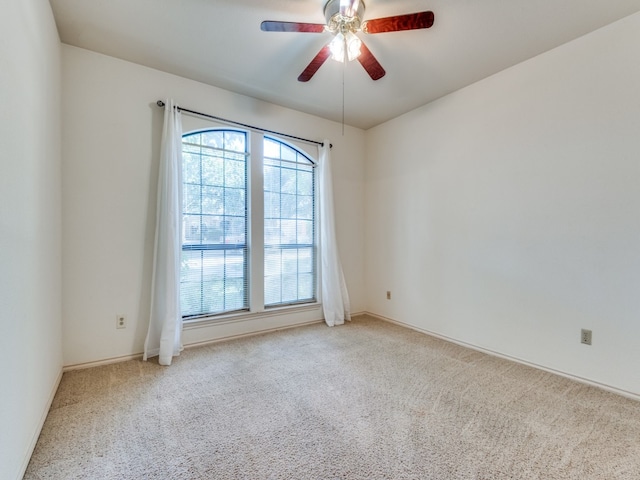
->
[180, 130, 317, 319]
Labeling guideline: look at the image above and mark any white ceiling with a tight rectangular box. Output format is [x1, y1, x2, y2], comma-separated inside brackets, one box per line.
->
[49, 0, 640, 130]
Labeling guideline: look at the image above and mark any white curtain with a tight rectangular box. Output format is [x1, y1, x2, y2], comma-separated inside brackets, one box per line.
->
[318, 140, 351, 326]
[144, 99, 183, 365]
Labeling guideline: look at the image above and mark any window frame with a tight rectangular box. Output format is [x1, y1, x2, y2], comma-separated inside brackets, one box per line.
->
[263, 135, 317, 308]
[180, 129, 250, 319]
[179, 126, 320, 323]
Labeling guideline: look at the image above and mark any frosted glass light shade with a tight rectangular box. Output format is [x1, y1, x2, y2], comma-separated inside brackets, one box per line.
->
[329, 31, 362, 62]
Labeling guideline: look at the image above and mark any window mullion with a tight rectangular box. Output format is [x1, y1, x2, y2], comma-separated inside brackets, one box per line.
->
[249, 132, 265, 312]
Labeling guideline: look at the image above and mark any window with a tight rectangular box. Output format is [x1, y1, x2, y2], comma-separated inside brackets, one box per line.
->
[181, 130, 249, 317]
[180, 129, 317, 319]
[264, 138, 316, 307]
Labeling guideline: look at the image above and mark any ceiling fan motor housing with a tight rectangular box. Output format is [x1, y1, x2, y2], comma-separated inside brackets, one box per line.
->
[324, 0, 365, 33]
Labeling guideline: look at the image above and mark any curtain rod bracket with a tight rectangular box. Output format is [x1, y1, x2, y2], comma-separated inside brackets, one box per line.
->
[155, 100, 331, 148]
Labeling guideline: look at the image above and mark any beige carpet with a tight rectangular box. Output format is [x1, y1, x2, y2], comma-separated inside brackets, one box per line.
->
[25, 315, 640, 479]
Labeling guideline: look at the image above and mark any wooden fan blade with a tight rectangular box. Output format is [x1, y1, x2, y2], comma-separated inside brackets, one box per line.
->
[298, 45, 332, 82]
[362, 11, 434, 34]
[357, 42, 385, 80]
[261, 21, 325, 33]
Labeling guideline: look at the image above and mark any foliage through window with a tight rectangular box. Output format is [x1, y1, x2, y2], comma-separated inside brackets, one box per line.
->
[180, 129, 316, 319]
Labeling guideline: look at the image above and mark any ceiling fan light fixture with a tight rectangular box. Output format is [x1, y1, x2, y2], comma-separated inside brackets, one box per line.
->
[329, 31, 361, 62]
[329, 33, 345, 61]
[346, 31, 362, 61]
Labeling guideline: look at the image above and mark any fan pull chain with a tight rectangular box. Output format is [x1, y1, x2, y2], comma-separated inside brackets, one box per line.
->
[342, 58, 345, 136]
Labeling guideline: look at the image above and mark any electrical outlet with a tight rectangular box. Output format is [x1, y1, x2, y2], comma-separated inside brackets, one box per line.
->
[116, 314, 126, 329]
[581, 328, 592, 345]
[386, 291, 391, 300]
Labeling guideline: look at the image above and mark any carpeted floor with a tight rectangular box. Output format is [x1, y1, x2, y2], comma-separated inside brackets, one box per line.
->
[25, 315, 640, 479]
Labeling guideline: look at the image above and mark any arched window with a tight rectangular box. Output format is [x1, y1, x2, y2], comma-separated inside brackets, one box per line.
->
[181, 130, 248, 317]
[264, 137, 316, 306]
[180, 130, 317, 319]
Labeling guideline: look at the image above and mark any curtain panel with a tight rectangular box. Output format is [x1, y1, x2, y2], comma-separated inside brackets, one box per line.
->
[144, 99, 184, 365]
[318, 141, 351, 326]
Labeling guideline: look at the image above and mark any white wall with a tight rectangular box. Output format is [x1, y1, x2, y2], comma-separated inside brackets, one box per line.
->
[365, 12, 640, 397]
[0, 1, 62, 478]
[61, 46, 366, 366]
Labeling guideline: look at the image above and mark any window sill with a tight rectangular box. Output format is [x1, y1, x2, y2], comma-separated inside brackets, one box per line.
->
[183, 302, 323, 331]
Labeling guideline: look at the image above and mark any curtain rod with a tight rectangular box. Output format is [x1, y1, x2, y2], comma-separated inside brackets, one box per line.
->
[156, 101, 331, 149]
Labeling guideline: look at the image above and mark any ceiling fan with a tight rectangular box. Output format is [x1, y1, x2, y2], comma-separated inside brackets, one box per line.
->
[261, 0, 435, 82]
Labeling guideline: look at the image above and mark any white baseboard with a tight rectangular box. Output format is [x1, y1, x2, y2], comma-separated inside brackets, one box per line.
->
[18, 368, 63, 479]
[64, 310, 637, 402]
[63, 316, 342, 371]
[366, 311, 640, 403]
[63, 353, 144, 371]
